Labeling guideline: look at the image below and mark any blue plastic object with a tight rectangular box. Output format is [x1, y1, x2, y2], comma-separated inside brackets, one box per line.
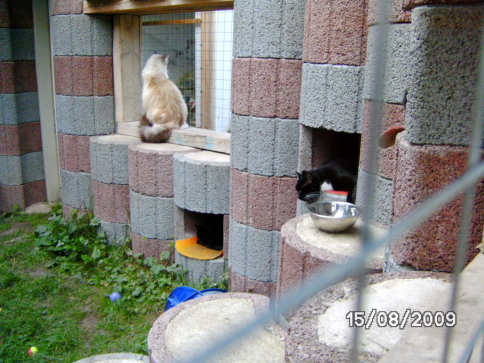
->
[165, 286, 227, 311]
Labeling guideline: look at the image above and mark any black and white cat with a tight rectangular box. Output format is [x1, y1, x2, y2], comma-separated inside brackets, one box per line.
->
[296, 154, 359, 204]
[195, 214, 224, 251]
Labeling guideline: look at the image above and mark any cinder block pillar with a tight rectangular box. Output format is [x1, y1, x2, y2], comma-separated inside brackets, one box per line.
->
[50, 0, 115, 217]
[389, 5, 484, 272]
[230, 0, 305, 297]
[0, 0, 47, 212]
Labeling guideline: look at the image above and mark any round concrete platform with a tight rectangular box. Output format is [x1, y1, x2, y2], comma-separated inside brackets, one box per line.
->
[277, 214, 386, 300]
[285, 272, 451, 363]
[73, 353, 149, 363]
[148, 292, 286, 363]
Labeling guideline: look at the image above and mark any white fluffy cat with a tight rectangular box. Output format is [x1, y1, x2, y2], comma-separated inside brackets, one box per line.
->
[139, 53, 188, 142]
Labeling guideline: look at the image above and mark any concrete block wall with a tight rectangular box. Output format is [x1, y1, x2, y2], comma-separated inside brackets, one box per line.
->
[129, 143, 197, 259]
[0, 0, 47, 212]
[90, 135, 139, 243]
[50, 0, 115, 217]
[387, 5, 484, 272]
[230, 0, 305, 297]
[356, 0, 412, 231]
[173, 151, 230, 282]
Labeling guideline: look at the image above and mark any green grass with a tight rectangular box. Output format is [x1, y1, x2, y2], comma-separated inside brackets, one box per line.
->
[0, 206, 227, 363]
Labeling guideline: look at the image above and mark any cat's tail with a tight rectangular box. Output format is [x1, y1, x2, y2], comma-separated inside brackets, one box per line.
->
[139, 114, 172, 143]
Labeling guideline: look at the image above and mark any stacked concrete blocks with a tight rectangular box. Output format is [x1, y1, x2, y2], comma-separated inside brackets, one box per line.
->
[51, 0, 115, 216]
[129, 143, 197, 259]
[173, 151, 230, 283]
[0, 0, 47, 212]
[230, 0, 306, 297]
[386, 6, 484, 272]
[90, 135, 140, 243]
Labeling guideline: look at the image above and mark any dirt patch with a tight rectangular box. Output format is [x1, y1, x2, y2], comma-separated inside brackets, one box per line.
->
[81, 313, 99, 332]
[29, 267, 48, 278]
[0, 222, 33, 237]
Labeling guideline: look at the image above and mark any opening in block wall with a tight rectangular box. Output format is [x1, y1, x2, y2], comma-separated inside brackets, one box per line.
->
[141, 11, 233, 133]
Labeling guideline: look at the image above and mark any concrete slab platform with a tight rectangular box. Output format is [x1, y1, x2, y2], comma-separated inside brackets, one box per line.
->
[148, 292, 286, 363]
[285, 272, 451, 363]
[73, 353, 148, 363]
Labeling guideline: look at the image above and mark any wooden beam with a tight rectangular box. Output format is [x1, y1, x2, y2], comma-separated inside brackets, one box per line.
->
[142, 18, 202, 26]
[200, 11, 215, 130]
[84, 0, 233, 15]
[113, 15, 142, 123]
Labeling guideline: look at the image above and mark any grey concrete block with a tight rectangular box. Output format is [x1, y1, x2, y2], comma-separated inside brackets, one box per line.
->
[99, 220, 129, 244]
[90, 135, 139, 184]
[130, 190, 174, 240]
[56, 95, 115, 136]
[274, 119, 299, 177]
[94, 97, 115, 134]
[356, 168, 393, 227]
[280, 0, 306, 59]
[299, 63, 364, 133]
[406, 6, 484, 146]
[233, 0, 254, 58]
[92, 15, 113, 56]
[230, 113, 249, 172]
[0, 28, 35, 61]
[0, 93, 40, 125]
[248, 117, 276, 176]
[52, 14, 113, 56]
[229, 218, 280, 283]
[297, 124, 312, 172]
[296, 199, 308, 217]
[233, 0, 305, 59]
[0, 153, 45, 185]
[60, 170, 93, 209]
[173, 152, 230, 214]
[51, 15, 72, 56]
[253, 0, 283, 58]
[175, 250, 226, 283]
[364, 23, 411, 104]
[71, 15, 93, 56]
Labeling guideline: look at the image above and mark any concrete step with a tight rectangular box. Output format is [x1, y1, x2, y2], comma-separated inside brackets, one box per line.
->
[285, 272, 451, 363]
[148, 292, 286, 363]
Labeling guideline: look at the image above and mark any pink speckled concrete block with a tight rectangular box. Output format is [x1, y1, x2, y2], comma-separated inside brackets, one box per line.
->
[0, 61, 38, 93]
[57, 133, 91, 172]
[93, 57, 114, 96]
[230, 167, 249, 225]
[231, 169, 298, 231]
[0, 123, 42, 156]
[276, 59, 302, 120]
[129, 143, 197, 197]
[0, 0, 33, 29]
[247, 173, 277, 230]
[92, 181, 130, 224]
[54, 56, 73, 95]
[62, 204, 91, 220]
[232, 58, 302, 119]
[276, 214, 383, 301]
[360, 101, 405, 179]
[229, 268, 277, 298]
[391, 138, 484, 272]
[51, 0, 83, 15]
[303, 0, 368, 66]
[0, 180, 47, 212]
[131, 232, 173, 261]
[0, 62, 15, 93]
[72, 56, 94, 96]
[368, 0, 411, 24]
[231, 58, 251, 115]
[249, 58, 278, 118]
[403, 0, 483, 9]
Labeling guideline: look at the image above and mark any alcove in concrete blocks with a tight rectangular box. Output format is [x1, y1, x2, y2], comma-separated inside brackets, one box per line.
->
[173, 151, 230, 283]
[90, 134, 140, 243]
[128, 143, 197, 259]
[148, 292, 287, 363]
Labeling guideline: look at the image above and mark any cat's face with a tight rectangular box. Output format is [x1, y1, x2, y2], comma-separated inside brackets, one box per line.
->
[296, 171, 321, 201]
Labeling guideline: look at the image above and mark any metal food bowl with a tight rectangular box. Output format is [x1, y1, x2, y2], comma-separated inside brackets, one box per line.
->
[307, 201, 361, 233]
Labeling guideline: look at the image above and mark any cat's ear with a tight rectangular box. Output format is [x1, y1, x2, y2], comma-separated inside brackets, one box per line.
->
[162, 55, 170, 63]
[296, 171, 302, 179]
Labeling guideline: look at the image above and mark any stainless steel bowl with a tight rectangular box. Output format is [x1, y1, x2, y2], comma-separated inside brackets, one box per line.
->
[307, 202, 361, 233]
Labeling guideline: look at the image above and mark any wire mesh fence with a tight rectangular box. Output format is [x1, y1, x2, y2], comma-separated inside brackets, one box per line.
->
[141, 10, 233, 133]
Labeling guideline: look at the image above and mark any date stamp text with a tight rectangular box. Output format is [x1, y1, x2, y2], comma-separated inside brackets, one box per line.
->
[346, 310, 457, 329]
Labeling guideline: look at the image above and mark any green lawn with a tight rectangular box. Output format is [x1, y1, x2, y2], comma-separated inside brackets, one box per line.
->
[0, 206, 226, 363]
